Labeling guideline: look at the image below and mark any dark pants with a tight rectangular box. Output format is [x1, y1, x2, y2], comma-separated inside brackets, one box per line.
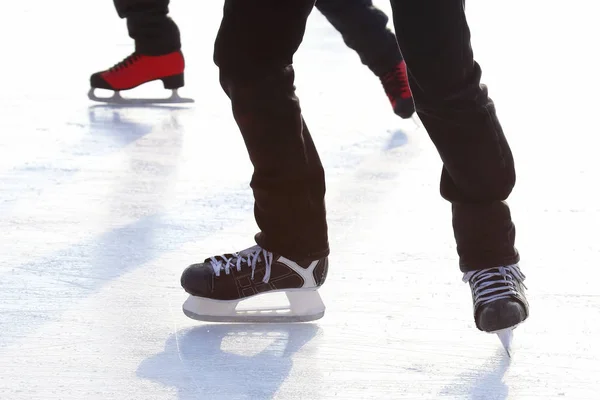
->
[217, 0, 519, 271]
[113, 0, 180, 55]
[315, 0, 402, 77]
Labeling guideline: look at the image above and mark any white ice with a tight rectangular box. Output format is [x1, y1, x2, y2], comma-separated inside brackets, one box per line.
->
[1, 1, 599, 399]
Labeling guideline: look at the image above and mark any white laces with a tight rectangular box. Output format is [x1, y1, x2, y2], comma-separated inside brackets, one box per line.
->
[463, 264, 527, 309]
[209, 245, 273, 283]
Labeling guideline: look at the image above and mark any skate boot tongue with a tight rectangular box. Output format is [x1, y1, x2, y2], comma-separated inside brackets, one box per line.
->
[204, 245, 267, 263]
[109, 52, 141, 72]
[237, 245, 266, 257]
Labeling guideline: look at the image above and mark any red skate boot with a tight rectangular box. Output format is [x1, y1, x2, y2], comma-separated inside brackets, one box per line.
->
[88, 50, 193, 104]
[379, 60, 415, 119]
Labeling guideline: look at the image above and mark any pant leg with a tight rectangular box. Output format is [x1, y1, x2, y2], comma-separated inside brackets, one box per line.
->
[389, 0, 519, 271]
[315, 0, 402, 76]
[113, 0, 181, 55]
[214, 0, 329, 261]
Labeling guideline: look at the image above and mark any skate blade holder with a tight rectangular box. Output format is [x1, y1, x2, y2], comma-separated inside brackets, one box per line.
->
[183, 289, 325, 323]
[88, 88, 194, 105]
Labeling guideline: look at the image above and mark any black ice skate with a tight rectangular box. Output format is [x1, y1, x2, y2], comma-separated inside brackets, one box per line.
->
[463, 264, 529, 356]
[181, 245, 328, 323]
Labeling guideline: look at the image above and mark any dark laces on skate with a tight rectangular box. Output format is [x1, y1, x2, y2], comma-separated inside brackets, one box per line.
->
[109, 53, 141, 72]
[380, 62, 412, 100]
[463, 265, 527, 309]
[208, 245, 273, 283]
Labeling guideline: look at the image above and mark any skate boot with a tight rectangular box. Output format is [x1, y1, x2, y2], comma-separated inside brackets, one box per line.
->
[181, 244, 328, 323]
[88, 50, 193, 104]
[463, 264, 529, 356]
[379, 60, 415, 119]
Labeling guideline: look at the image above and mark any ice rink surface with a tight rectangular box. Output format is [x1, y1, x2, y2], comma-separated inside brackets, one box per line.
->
[1, 1, 599, 399]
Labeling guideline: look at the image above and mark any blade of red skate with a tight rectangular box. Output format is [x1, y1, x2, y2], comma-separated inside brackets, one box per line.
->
[88, 89, 194, 104]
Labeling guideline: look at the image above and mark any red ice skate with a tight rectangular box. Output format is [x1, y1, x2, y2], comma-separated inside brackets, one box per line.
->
[380, 60, 415, 119]
[88, 50, 193, 104]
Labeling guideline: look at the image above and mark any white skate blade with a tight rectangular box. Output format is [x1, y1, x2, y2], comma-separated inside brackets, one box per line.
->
[88, 88, 194, 105]
[496, 328, 514, 357]
[182, 289, 325, 323]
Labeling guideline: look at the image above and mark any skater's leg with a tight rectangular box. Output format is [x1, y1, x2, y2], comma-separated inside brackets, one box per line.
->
[179, 0, 328, 322]
[315, 0, 414, 118]
[214, 0, 329, 260]
[389, 0, 518, 271]
[389, 0, 527, 343]
[315, 0, 400, 77]
[113, 0, 181, 55]
[89, 0, 187, 101]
